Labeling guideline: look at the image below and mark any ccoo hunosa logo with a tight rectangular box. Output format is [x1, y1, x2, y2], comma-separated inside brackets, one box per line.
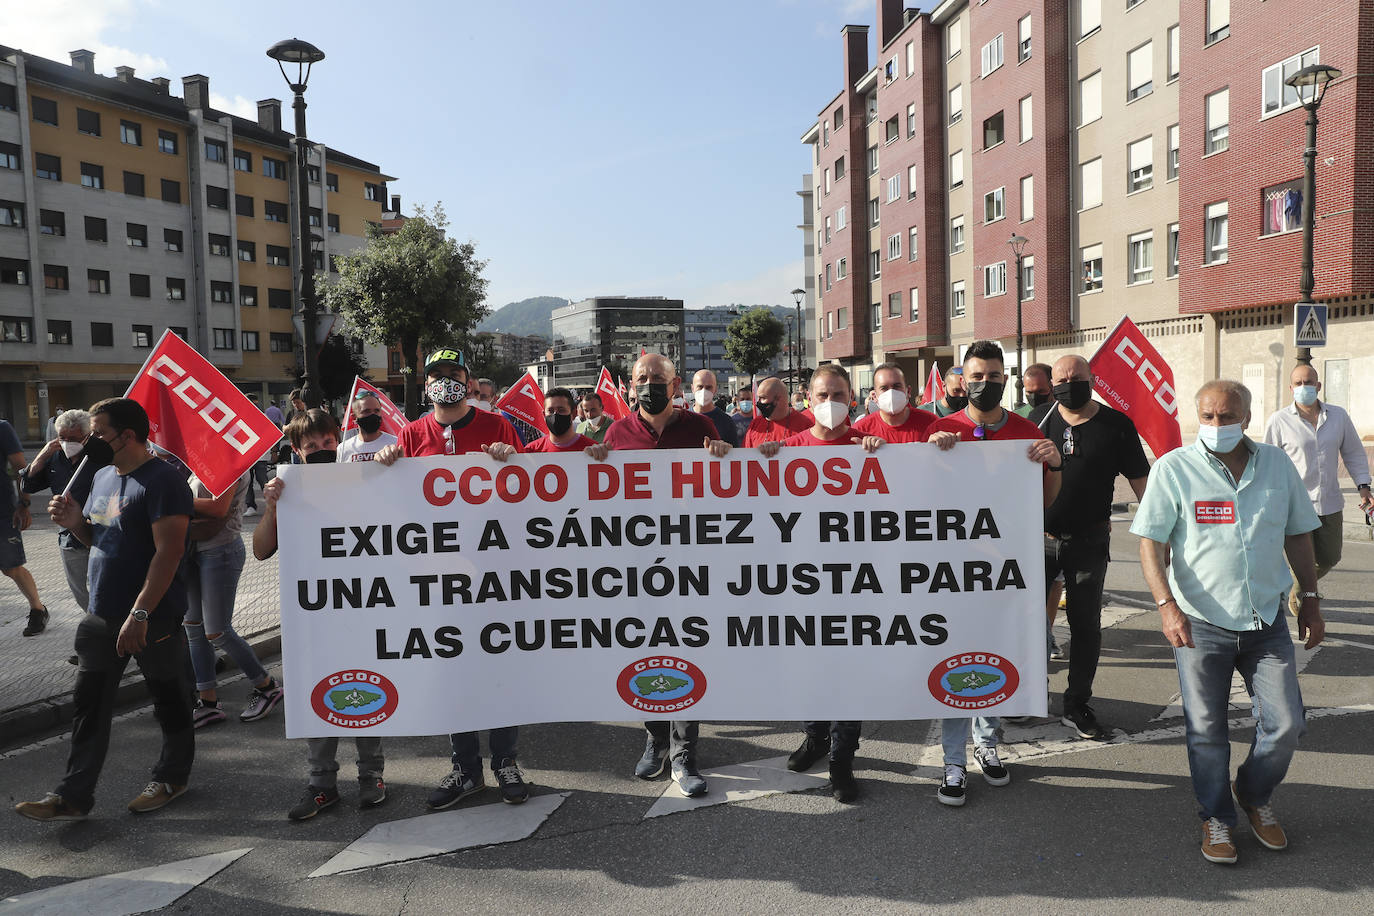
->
[311, 669, 400, 728]
[927, 652, 1020, 710]
[616, 656, 708, 714]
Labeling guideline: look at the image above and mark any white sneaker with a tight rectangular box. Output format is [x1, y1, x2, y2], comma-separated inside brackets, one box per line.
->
[244, 507, 259, 516]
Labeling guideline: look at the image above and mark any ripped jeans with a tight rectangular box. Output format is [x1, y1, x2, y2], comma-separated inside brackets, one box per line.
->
[183, 537, 266, 691]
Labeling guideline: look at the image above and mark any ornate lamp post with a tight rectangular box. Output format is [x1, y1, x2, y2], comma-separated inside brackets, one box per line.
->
[790, 287, 805, 389]
[1007, 233, 1030, 408]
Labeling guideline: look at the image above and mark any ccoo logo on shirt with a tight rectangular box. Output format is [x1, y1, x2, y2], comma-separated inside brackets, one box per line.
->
[1194, 500, 1236, 524]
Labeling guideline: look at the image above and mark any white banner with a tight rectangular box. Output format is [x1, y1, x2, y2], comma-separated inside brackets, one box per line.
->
[277, 443, 1047, 737]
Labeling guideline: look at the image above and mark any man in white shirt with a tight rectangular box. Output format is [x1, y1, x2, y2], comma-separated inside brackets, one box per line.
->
[1263, 364, 1372, 609]
[336, 393, 398, 463]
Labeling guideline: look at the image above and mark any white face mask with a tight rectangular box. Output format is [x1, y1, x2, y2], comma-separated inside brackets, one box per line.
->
[1198, 422, 1245, 453]
[693, 389, 712, 407]
[671, 396, 686, 408]
[812, 400, 848, 430]
[876, 389, 909, 414]
[1293, 385, 1318, 407]
[61, 440, 84, 459]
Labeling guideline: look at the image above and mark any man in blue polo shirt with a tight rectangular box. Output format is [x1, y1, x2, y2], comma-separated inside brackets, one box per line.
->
[1131, 379, 1321, 866]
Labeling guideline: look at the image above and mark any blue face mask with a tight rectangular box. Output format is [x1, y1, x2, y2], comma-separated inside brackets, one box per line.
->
[1293, 385, 1318, 407]
[1198, 422, 1245, 453]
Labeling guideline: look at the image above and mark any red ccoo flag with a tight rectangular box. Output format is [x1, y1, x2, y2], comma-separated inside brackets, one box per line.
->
[921, 365, 946, 406]
[125, 330, 283, 497]
[1088, 316, 1183, 456]
[596, 367, 630, 419]
[495, 371, 550, 441]
[341, 376, 407, 437]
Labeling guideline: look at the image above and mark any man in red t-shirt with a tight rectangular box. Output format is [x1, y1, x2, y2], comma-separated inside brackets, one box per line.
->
[375, 347, 528, 812]
[743, 377, 812, 447]
[585, 353, 731, 798]
[851, 363, 935, 446]
[524, 387, 597, 453]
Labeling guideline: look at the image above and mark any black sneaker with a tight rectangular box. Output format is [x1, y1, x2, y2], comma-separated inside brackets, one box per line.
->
[358, 777, 387, 808]
[828, 759, 859, 804]
[1061, 706, 1111, 741]
[634, 736, 668, 779]
[21, 606, 48, 637]
[493, 758, 529, 805]
[973, 745, 1011, 786]
[786, 734, 831, 772]
[937, 765, 967, 807]
[427, 768, 485, 810]
[287, 785, 339, 821]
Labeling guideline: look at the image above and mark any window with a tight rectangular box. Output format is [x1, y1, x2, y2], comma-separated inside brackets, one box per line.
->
[168, 326, 188, 340]
[1262, 179, 1303, 235]
[268, 288, 292, 309]
[0, 83, 14, 111]
[237, 240, 256, 262]
[80, 162, 104, 189]
[907, 102, 917, 138]
[0, 201, 21, 228]
[949, 150, 964, 188]
[35, 153, 61, 181]
[824, 264, 832, 290]
[1020, 175, 1034, 220]
[835, 156, 845, 179]
[822, 122, 829, 147]
[1081, 243, 1104, 291]
[948, 85, 963, 124]
[1079, 71, 1102, 125]
[1127, 43, 1154, 101]
[48, 320, 72, 345]
[206, 185, 229, 209]
[213, 328, 235, 350]
[85, 216, 107, 242]
[1018, 96, 1032, 143]
[40, 209, 65, 236]
[1128, 137, 1153, 192]
[1079, 157, 1102, 209]
[1205, 88, 1229, 153]
[267, 245, 289, 267]
[0, 140, 19, 170]
[869, 197, 880, 227]
[1, 317, 33, 343]
[1018, 15, 1032, 62]
[242, 330, 260, 351]
[43, 264, 68, 290]
[887, 233, 902, 261]
[327, 213, 340, 234]
[984, 261, 1007, 297]
[326, 172, 339, 192]
[1206, 0, 1229, 43]
[910, 288, 919, 322]
[158, 130, 178, 154]
[123, 171, 145, 197]
[132, 325, 153, 348]
[951, 280, 966, 317]
[31, 96, 58, 125]
[88, 269, 110, 294]
[885, 54, 898, 83]
[120, 120, 142, 146]
[209, 234, 230, 256]
[950, 215, 965, 253]
[907, 165, 918, 199]
[1167, 223, 1180, 277]
[129, 273, 150, 297]
[233, 150, 251, 172]
[1128, 230, 1154, 283]
[0, 258, 28, 285]
[836, 308, 848, 330]
[203, 139, 226, 162]
[308, 164, 321, 182]
[981, 33, 1004, 77]
[870, 250, 882, 279]
[211, 281, 233, 303]
[76, 108, 101, 136]
[1263, 48, 1320, 117]
[888, 292, 902, 319]
[887, 174, 901, 203]
[906, 41, 915, 77]
[824, 216, 832, 244]
[1021, 255, 1035, 298]
[161, 179, 181, 203]
[240, 285, 258, 306]
[983, 111, 1004, 149]
[234, 194, 253, 217]
[126, 223, 147, 248]
[823, 168, 831, 194]
[1167, 124, 1180, 179]
[833, 207, 844, 231]
[167, 278, 186, 300]
[91, 322, 114, 347]
[263, 156, 287, 179]
[885, 116, 899, 144]
[1079, 0, 1101, 37]
[837, 257, 847, 279]
[871, 303, 882, 332]
[909, 227, 918, 261]
[365, 182, 383, 201]
[1168, 25, 1180, 80]
[265, 200, 289, 223]
[984, 187, 1005, 223]
[867, 145, 879, 174]
[164, 228, 183, 252]
[948, 20, 962, 58]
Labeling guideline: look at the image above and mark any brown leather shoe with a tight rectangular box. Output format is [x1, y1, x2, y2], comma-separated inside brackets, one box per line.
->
[1201, 817, 1238, 864]
[127, 781, 187, 813]
[1233, 781, 1288, 850]
[15, 793, 87, 821]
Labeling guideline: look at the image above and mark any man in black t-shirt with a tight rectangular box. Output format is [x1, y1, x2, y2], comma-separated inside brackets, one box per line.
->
[1030, 355, 1150, 740]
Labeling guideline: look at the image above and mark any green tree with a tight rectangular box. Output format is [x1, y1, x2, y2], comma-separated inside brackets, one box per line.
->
[467, 334, 523, 389]
[321, 204, 489, 418]
[316, 334, 371, 405]
[723, 307, 785, 389]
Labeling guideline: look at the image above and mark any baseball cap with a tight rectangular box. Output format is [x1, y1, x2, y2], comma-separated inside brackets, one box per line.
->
[424, 347, 466, 370]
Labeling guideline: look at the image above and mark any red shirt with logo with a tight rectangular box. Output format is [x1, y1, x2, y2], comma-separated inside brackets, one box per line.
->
[851, 409, 934, 443]
[397, 409, 522, 458]
[781, 426, 855, 447]
[743, 409, 813, 447]
[525, 433, 597, 453]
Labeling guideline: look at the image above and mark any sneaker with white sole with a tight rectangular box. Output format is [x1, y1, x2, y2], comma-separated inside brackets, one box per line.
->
[493, 758, 529, 804]
[127, 781, 187, 813]
[192, 699, 227, 729]
[288, 785, 339, 821]
[239, 679, 284, 722]
[358, 777, 387, 809]
[973, 745, 1011, 786]
[427, 768, 485, 810]
[1201, 816, 1238, 864]
[937, 765, 967, 806]
[1233, 782, 1287, 850]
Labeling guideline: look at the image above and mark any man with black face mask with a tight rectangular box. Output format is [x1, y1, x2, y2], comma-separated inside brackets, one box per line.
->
[525, 387, 597, 452]
[1029, 354, 1150, 741]
[336, 394, 397, 462]
[918, 366, 969, 417]
[1014, 363, 1054, 417]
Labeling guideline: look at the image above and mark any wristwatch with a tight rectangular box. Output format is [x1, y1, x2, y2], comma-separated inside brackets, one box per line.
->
[1297, 592, 1322, 601]
[130, 608, 150, 622]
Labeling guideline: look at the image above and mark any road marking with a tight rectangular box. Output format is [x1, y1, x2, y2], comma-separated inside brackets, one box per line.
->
[644, 754, 830, 819]
[0, 848, 250, 915]
[1152, 642, 1320, 721]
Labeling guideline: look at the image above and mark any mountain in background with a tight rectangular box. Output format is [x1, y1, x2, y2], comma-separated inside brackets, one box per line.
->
[477, 296, 569, 337]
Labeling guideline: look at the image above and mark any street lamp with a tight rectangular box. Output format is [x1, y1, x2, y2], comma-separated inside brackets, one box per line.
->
[1007, 233, 1030, 408]
[699, 331, 709, 373]
[785, 315, 795, 388]
[790, 287, 805, 388]
[1284, 62, 1342, 368]
[268, 37, 326, 408]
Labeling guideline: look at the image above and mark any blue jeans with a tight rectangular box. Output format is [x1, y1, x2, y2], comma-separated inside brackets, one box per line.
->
[449, 728, 518, 774]
[183, 538, 265, 691]
[1174, 610, 1306, 826]
[941, 717, 1000, 767]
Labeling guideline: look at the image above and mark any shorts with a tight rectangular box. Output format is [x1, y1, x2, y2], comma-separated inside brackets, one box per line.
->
[0, 515, 27, 570]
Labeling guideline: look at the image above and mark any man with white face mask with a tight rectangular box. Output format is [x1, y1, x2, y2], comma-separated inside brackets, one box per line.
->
[1263, 364, 1372, 610]
[1133, 379, 1322, 865]
[689, 369, 738, 446]
[850, 363, 934, 445]
[468, 378, 497, 413]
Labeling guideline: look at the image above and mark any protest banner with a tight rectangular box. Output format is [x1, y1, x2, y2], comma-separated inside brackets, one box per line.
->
[495, 371, 550, 443]
[1089, 317, 1183, 456]
[125, 330, 282, 497]
[341, 376, 408, 437]
[276, 442, 1047, 737]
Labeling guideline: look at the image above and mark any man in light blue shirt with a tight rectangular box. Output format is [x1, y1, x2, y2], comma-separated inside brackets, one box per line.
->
[1132, 379, 1322, 867]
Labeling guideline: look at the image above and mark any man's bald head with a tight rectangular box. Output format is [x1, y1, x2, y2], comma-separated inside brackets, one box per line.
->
[757, 377, 787, 399]
[755, 377, 790, 418]
[1290, 364, 1319, 387]
[692, 369, 718, 392]
[1051, 355, 1092, 384]
[633, 353, 676, 384]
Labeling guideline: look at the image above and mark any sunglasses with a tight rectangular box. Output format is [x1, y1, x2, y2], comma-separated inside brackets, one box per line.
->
[1062, 427, 1075, 457]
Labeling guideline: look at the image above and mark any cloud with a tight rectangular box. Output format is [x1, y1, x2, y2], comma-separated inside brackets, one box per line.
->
[682, 260, 807, 310]
[210, 93, 257, 118]
[5, 0, 170, 76]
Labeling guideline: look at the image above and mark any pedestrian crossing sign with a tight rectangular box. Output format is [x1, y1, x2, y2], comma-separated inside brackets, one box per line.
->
[1294, 302, 1328, 348]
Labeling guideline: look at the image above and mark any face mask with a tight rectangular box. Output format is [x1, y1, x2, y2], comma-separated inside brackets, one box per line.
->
[546, 413, 573, 436]
[426, 377, 467, 405]
[304, 449, 337, 464]
[1293, 385, 1318, 407]
[1030, 391, 1051, 407]
[81, 434, 114, 469]
[945, 394, 969, 411]
[757, 401, 776, 419]
[467, 398, 492, 412]
[355, 414, 383, 435]
[967, 380, 1005, 411]
[739, 400, 754, 414]
[1198, 423, 1244, 454]
[693, 389, 712, 408]
[1052, 380, 1094, 411]
[812, 400, 848, 430]
[635, 383, 671, 415]
[876, 389, 908, 414]
[61, 440, 84, 460]
[671, 396, 686, 408]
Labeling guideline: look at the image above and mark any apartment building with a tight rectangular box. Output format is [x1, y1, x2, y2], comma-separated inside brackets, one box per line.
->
[550, 297, 685, 390]
[802, 0, 1374, 432]
[0, 47, 394, 437]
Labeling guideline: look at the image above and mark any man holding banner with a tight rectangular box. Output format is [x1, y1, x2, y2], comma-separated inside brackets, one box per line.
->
[337, 391, 398, 463]
[525, 388, 596, 453]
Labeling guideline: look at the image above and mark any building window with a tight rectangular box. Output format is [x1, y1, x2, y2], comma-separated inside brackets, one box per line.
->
[948, 20, 962, 58]
[905, 41, 915, 76]
[824, 264, 832, 290]
[164, 228, 183, 252]
[888, 291, 902, 319]
[869, 197, 880, 227]
[206, 185, 229, 209]
[910, 288, 919, 322]
[126, 223, 147, 248]
[1079, 157, 1103, 210]
[35, 153, 61, 181]
[0, 83, 16, 112]
[167, 278, 186, 300]
[1020, 175, 1034, 221]
[1017, 96, 1033, 144]
[1021, 255, 1035, 299]
[1, 317, 34, 343]
[80, 162, 104, 189]
[885, 54, 899, 83]
[950, 215, 965, 253]
[949, 150, 963, 188]
[0, 256, 28, 285]
[130, 273, 150, 298]
[235, 194, 253, 217]
[205, 140, 227, 162]
[267, 245, 290, 267]
[824, 216, 832, 244]
[308, 164, 321, 183]
[983, 111, 1004, 149]
[1167, 124, 1180, 179]
[907, 102, 916, 138]
[871, 303, 882, 331]
[237, 240, 256, 262]
[836, 206, 846, 231]
[326, 172, 339, 192]
[1081, 244, 1103, 291]
[118, 120, 142, 146]
[213, 328, 235, 350]
[161, 179, 181, 204]
[909, 227, 918, 261]
[836, 257, 847, 280]
[1018, 15, 1032, 62]
[866, 144, 879, 174]
[234, 150, 252, 172]
[1128, 137, 1153, 192]
[836, 308, 847, 330]
[31, 96, 58, 125]
[1167, 25, 1180, 80]
[870, 250, 882, 279]
[327, 213, 340, 233]
[158, 130, 178, 154]
[240, 285, 258, 306]
[365, 182, 383, 201]
[1206, 0, 1229, 43]
[951, 280, 966, 317]
[1079, 0, 1101, 37]
[823, 168, 830, 194]
[984, 187, 1005, 223]
[265, 200, 289, 223]
[822, 123, 829, 147]
[0, 201, 21, 228]
[209, 234, 230, 257]
[1262, 179, 1303, 235]
[269, 287, 292, 309]
[904, 165, 916, 200]
[85, 216, 107, 242]
[40, 210, 65, 236]
[981, 33, 1004, 77]
[887, 174, 901, 203]
[1128, 230, 1154, 283]
[1167, 223, 1180, 277]
[123, 171, 145, 197]
[48, 319, 72, 345]
[984, 261, 1007, 297]
[834, 157, 845, 181]
[0, 141, 20, 171]
[76, 108, 101, 136]
[949, 85, 962, 125]
[1128, 42, 1153, 101]
[211, 281, 233, 303]
[88, 269, 110, 294]
[884, 116, 899, 144]
[1262, 48, 1319, 117]
[242, 330, 260, 351]
[132, 324, 153, 348]
[168, 326, 188, 340]
[1205, 88, 1229, 153]
[887, 233, 902, 261]
[263, 156, 287, 179]
[91, 322, 114, 347]
[1079, 71, 1102, 125]
[43, 264, 69, 290]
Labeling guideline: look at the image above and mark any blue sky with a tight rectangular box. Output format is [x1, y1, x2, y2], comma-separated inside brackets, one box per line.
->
[13, 0, 879, 311]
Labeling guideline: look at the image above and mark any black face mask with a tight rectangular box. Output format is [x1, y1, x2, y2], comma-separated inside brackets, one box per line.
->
[635, 383, 671, 416]
[1053, 380, 1094, 410]
[80, 433, 115, 471]
[967, 380, 1005, 411]
[945, 394, 969, 411]
[1029, 391, 1051, 407]
[756, 401, 776, 419]
[356, 414, 383, 435]
[304, 449, 337, 464]
[546, 413, 573, 436]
